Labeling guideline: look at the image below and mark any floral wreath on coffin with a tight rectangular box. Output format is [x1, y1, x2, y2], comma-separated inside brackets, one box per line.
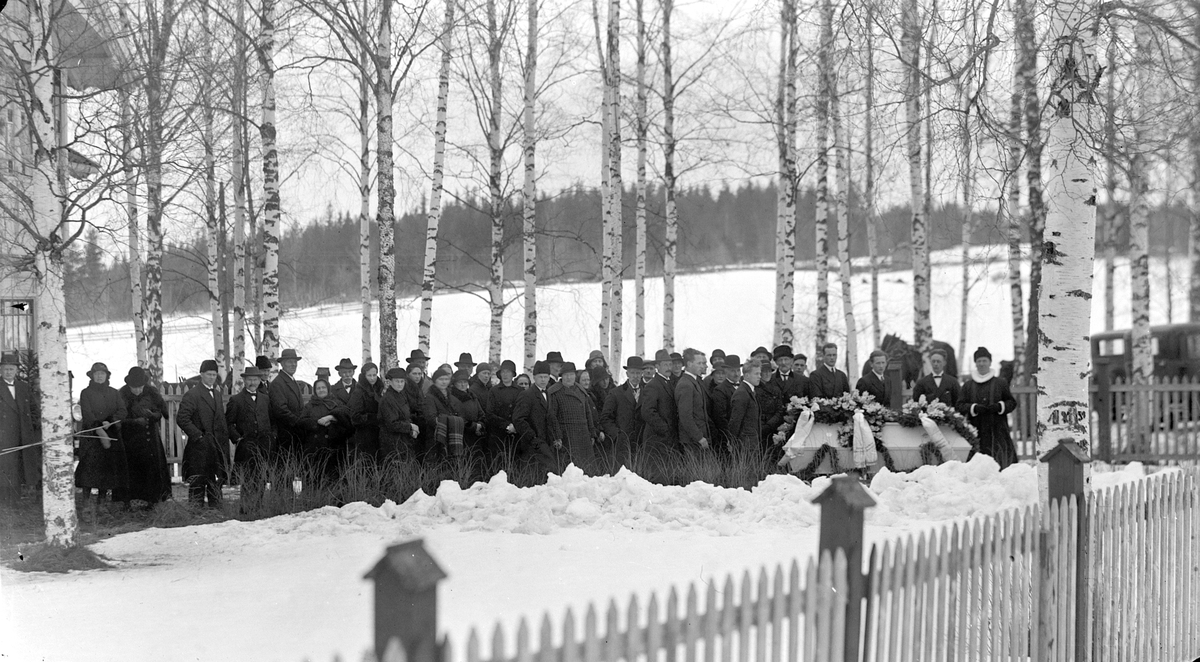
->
[773, 392, 983, 478]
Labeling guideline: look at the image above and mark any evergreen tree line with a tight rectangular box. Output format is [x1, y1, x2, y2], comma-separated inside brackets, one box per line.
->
[64, 181, 1176, 326]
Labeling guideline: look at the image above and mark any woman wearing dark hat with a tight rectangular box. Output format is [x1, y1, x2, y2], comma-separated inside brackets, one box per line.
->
[484, 360, 522, 462]
[347, 362, 384, 460]
[423, 366, 467, 458]
[405, 363, 431, 456]
[450, 369, 486, 453]
[958, 347, 1019, 468]
[117, 366, 171, 506]
[76, 362, 130, 510]
[298, 379, 353, 486]
[379, 367, 417, 460]
[547, 362, 599, 473]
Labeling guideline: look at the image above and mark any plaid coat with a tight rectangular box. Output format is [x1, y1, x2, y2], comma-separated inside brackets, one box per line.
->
[547, 384, 597, 469]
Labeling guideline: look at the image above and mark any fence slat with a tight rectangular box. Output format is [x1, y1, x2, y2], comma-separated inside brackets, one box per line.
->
[626, 596, 642, 662]
[804, 558, 820, 662]
[769, 565, 783, 662]
[517, 619, 533, 662]
[664, 589, 679, 662]
[830, 550, 848, 662]
[606, 601, 622, 662]
[754, 570, 767, 662]
[584, 606, 599, 662]
[704, 580, 717, 662]
[737, 571, 751, 662]
[722, 575, 736, 662]
[814, 552, 834, 662]
[646, 596, 661, 662]
[493, 623, 507, 662]
[539, 615, 556, 662]
[785, 562, 798, 662]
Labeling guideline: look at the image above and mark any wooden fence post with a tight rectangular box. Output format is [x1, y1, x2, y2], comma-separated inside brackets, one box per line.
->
[364, 539, 448, 662]
[813, 475, 877, 662]
[1039, 440, 1091, 662]
[1095, 369, 1111, 462]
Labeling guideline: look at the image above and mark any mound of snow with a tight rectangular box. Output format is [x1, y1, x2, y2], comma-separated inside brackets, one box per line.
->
[867, 455, 1039, 525]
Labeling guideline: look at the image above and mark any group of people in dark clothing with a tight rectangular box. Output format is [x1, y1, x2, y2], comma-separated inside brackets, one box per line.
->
[0, 337, 1018, 511]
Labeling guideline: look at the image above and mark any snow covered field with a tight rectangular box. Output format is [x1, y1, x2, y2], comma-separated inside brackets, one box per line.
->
[62, 247, 1185, 392]
[0, 458, 1157, 662]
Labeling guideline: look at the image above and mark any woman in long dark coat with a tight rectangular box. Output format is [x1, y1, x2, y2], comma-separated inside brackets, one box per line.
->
[299, 379, 352, 485]
[450, 369, 486, 453]
[957, 347, 1019, 468]
[379, 368, 416, 460]
[348, 362, 384, 460]
[76, 362, 130, 508]
[117, 366, 171, 506]
[424, 367, 466, 458]
[547, 363, 599, 473]
[484, 360, 523, 461]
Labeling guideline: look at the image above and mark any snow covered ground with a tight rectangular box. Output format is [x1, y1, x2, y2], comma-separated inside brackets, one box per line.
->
[0, 458, 1158, 662]
[63, 247, 1186, 392]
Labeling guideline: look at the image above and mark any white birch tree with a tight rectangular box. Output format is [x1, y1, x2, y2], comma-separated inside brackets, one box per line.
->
[832, 69, 856, 380]
[863, 0, 880, 348]
[1006, 16, 1026, 381]
[773, 0, 797, 348]
[904, 0, 932, 364]
[258, 0, 282, 360]
[1129, 24, 1152, 384]
[202, 0, 225, 377]
[522, 0, 538, 373]
[1104, 37, 1118, 331]
[358, 0, 373, 365]
[120, 86, 147, 367]
[376, 0, 398, 370]
[606, 0, 623, 370]
[633, 0, 647, 358]
[814, 0, 831, 350]
[661, 0, 677, 351]
[1016, 0, 1043, 377]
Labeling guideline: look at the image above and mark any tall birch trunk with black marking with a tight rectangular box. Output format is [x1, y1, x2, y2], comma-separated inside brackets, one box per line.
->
[420, 0, 456, 356]
[1006, 7, 1025, 380]
[1129, 25, 1151, 385]
[120, 89, 147, 367]
[523, 0, 539, 373]
[774, 0, 797, 347]
[957, 9, 975, 370]
[1016, 0, 1043, 378]
[1036, 0, 1100, 458]
[359, 0, 372, 365]
[594, 0, 611, 362]
[1104, 38, 1117, 330]
[486, 0, 505, 366]
[258, 0, 282, 359]
[21, 0, 76, 544]
[815, 0, 832, 351]
[661, 0, 677, 351]
[832, 69, 856, 380]
[203, 0, 224, 377]
[232, 0, 248, 385]
[903, 0, 931, 363]
[864, 0, 880, 348]
[634, 0, 647, 358]
[606, 0, 623, 370]
[376, 0, 398, 370]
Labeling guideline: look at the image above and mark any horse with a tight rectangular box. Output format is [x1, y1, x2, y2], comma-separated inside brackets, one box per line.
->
[861, 333, 959, 387]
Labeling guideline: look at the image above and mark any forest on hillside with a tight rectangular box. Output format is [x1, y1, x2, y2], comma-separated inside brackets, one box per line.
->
[64, 181, 1186, 326]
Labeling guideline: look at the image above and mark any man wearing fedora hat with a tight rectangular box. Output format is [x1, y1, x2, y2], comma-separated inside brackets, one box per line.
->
[599, 356, 646, 471]
[177, 359, 230, 507]
[640, 349, 679, 461]
[512, 360, 560, 472]
[544, 351, 565, 384]
[331, 358, 359, 412]
[407, 350, 434, 394]
[767, 344, 811, 404]
[226, 366, 275, 507]
[0, 351, 38, 504]
[270, 349, 305, 456]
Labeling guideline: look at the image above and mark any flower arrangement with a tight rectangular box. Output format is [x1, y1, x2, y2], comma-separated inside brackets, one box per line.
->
[893, 397, 980, 448]
[773, 392, 895, 478]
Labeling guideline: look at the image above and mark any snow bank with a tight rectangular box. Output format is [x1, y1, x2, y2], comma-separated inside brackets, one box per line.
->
[868, 455, 1038, 524]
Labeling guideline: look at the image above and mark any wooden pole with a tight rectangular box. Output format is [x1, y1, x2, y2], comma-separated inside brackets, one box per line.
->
[813, 475, 877, 661]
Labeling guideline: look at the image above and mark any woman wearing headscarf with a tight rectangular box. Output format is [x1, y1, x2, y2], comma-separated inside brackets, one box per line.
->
[117, 366, 171, 506]
[423, 366, 466, 458]
[450, 369, 486, 454]
[957, 347, 1019, 468]
[547, 363, 599, 473]
[348, 362, 384, 460]
[299, 379, 352, 485]
[76, 362, 130, 509]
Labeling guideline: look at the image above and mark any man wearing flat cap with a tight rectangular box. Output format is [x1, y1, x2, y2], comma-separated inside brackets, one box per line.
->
[226, 366, 274, 507]
[512, 360, 560, 472]
[640, 349, 679, 461]
[0, 351, 38, 504]
[269, 348, 305, 457]
[177, 359, 230, 507]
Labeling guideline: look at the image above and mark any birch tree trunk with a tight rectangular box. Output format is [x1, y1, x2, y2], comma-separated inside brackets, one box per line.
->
[1129, 25, 1151, 384]
[1104, 39, 1118, 330]
[606, 0, 623, 370]
[487, 0, 505, 366]
[203, 1, 224, 377]
[661, 0, 677, 352]
[833, 72, 856, 381]
[1036, 0, 1100, 457]
[22, 1, 77, 544]
[1016, 0, 1043, 378]
[377, 0, 399, 370]
[594, 0, 611, 361]
[359, 0, 372, 365]
[815, 0, 834, 352]
[231, 0, 248, 386]
[957, 22, 974, 371]
[864, 0, 880, 349]
[420, 0, 456, 356]
[1006, 9, 1025, 381]
[120, 89, 147, 367]
[903, 0, 931, 363]
[523, 0, 539, 373]
[634, 0, 647, 358]
[1192, 15, 1200, 322]
[144, 0, 170, 385]
[259, 0, 282, 359]
[774, 0, 797, 348]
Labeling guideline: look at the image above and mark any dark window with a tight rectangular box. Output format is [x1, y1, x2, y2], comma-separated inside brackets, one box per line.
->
[0, 299, 34, 352]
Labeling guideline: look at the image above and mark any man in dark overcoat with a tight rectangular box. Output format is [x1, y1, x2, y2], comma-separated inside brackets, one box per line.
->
[512, 361, 560, 472]
[331, 358, 358, 407]
[379, 367, 417, 460]
[0, 351, 38, 503]
[675, 348, 712, 455]
[269, 348, 305, 457]
[958, 347, 1019, 468]
[177, 359, 230, 507]
[709, 354, 741, 447]
[701, 349, 726, 396]
[226, 366, 274, 506]
[600, 356, 645, 470]
[640, 350, 678, 462]
[752, 346, 784, 443]
[912, 349, 961, 406]
[768, 344, 811, 406]
[855, 349, 892, 406]
[808, 342, 851, 399]
[727, 358, 763, 452]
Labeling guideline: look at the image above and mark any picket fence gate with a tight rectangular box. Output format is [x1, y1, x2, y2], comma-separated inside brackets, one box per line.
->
[357, 461, 1200, 662]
